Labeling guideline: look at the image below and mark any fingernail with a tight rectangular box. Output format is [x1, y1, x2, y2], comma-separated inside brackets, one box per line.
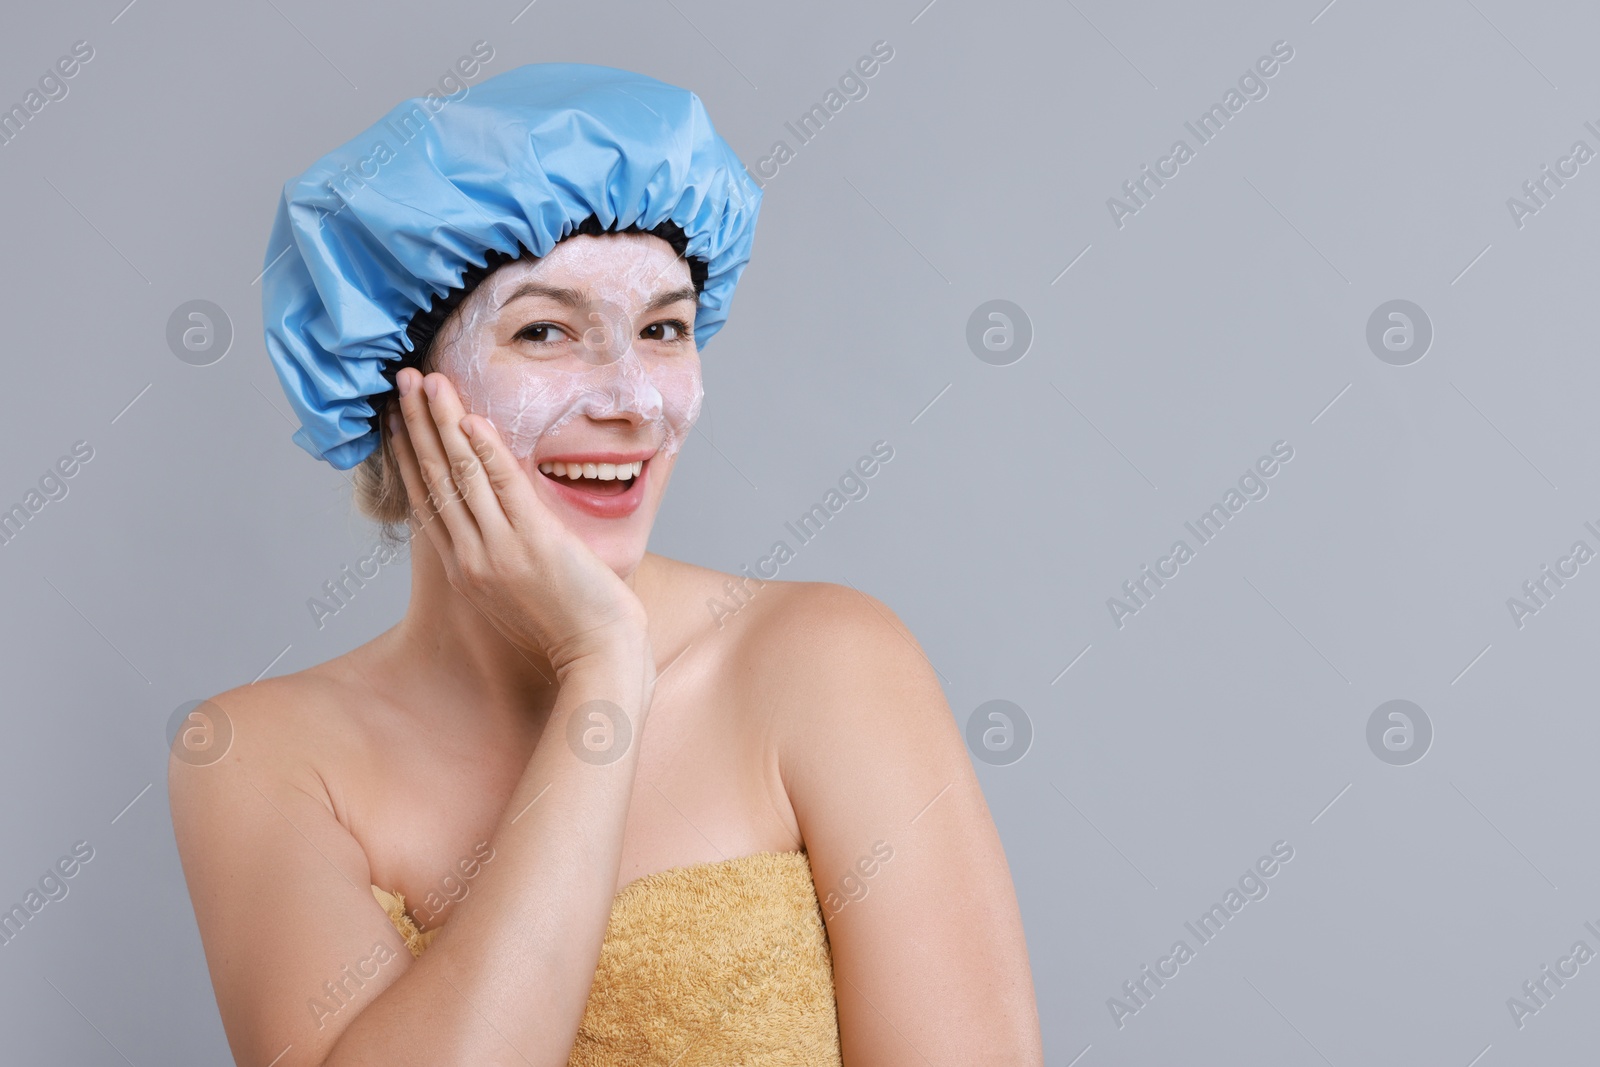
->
[423, 376, 439, 400]
[398, 370, 414, 397]
[459, 416, 474, 436]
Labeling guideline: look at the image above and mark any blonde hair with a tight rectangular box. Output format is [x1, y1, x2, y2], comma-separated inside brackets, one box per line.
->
[352, 380, 425, 542]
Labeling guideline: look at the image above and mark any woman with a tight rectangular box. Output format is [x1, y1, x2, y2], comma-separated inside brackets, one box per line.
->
[170, 61, 1043, 1065]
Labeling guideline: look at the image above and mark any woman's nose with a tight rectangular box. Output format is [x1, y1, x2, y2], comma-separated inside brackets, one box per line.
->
[576, 301, 637, 367]
[581, 348, 663, 425]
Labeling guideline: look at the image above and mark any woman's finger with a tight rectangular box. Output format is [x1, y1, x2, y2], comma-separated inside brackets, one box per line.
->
[459, 412, 544, 534]
[386, 399, 454, 561]
[395, 367, 483, 551]
[420, 373, 513, 544]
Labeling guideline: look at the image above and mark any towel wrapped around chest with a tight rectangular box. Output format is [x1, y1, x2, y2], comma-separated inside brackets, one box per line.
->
[372, 849, 842, 1065]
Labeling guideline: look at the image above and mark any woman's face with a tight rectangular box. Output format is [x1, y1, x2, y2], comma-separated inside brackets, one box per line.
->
[430, 232, 702, 576]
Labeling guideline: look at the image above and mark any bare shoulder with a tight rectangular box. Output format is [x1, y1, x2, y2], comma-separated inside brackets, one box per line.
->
[644, 549, 922, 683]
[740, 579, 937, 697]
[705, 578, 1044, 1061]
[643, 553, 948, 747]
[717, 577, 960, 773]
[175, 663, 354, 758]
[164, 657, 420, 1065]
[739, 577, 901, 656]
[165, 655, 384, 825]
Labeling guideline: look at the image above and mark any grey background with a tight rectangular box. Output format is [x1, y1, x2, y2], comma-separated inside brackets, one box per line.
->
[0, 0, 1594, 1063]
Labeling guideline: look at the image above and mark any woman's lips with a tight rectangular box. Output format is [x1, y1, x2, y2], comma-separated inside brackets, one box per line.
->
[537, 456, 650, 519]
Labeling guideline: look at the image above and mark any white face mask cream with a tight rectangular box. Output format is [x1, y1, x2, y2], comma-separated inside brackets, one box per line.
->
[430, 233, 703, 461]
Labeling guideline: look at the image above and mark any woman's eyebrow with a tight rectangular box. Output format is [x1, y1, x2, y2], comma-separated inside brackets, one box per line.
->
[497, 282, 586, 310]
[642, 285, 697, 313]
[495, 282, 697, 313]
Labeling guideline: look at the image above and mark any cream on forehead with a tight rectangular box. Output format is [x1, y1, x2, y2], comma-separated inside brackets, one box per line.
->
[431, 235, 703, 461]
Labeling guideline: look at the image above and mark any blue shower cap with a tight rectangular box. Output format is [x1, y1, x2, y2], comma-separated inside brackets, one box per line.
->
[261, 62, 763, 470]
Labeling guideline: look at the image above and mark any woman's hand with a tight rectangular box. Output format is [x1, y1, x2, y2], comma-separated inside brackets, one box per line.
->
[177, 369, 664, 1064]
[388, 366, 651, 678]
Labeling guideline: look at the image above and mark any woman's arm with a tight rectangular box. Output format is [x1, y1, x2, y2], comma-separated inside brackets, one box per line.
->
[765, 583, 1045, 1066]
[171, 368, 660, 1065]
[170, 638, 652, 1067]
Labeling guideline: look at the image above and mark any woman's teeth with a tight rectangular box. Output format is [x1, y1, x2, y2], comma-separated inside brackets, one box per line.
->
[537, 460, 644, 481]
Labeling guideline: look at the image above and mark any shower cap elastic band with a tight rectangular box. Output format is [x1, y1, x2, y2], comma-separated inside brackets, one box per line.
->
[260, 61, 763, 470]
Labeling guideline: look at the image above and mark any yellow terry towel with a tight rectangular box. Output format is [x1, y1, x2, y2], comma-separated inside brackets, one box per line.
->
[372, 849, 843, 1065]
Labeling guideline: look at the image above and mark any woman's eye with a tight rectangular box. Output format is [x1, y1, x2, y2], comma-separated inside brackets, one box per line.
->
[641, 318, 691, 343]
[514, 322, 568, 346]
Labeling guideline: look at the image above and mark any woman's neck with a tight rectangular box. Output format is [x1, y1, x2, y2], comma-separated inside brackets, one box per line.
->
[376, 531, 653, 725]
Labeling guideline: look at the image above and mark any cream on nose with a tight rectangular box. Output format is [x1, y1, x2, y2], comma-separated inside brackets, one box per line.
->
[574, 351, 664, 423]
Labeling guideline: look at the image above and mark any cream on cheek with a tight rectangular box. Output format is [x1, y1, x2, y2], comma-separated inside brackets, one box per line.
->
[430, 244, 704, 461]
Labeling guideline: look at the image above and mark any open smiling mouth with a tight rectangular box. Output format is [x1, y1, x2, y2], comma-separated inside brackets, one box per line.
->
[536, 459, 644, 498]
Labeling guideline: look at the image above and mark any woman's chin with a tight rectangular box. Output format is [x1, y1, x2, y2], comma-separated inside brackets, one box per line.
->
[606, 550, 647, 582]
[523, 452, 670, 578]
[582, 528, 649, 581]
[527, 482, 647, 574]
